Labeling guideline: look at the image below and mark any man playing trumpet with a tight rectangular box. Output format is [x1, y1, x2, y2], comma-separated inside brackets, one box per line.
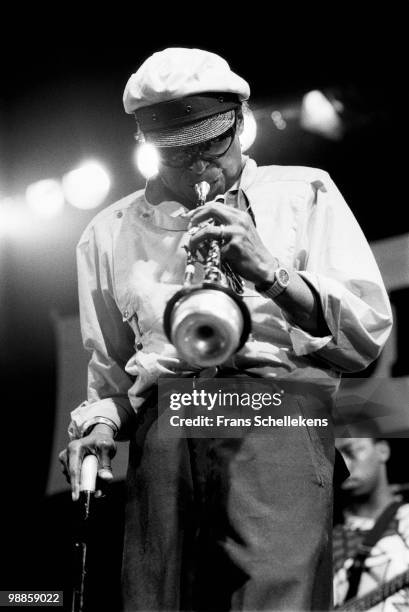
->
[60, 48, 392, 610]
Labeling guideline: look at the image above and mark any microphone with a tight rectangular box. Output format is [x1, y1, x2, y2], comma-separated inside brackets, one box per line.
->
[79, 455, 98, 492]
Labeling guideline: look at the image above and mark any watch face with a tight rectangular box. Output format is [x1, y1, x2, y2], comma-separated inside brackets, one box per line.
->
[277, 268, 290, 286]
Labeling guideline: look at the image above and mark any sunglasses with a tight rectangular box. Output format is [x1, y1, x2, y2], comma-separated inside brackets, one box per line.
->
[158, 121, 237, 169]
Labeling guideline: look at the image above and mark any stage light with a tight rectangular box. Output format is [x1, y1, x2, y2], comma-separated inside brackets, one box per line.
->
[0, 197, 31, 236]
[300, 90, 343, 140]
[240, 107, 257, 152]
[62, 161, 111, 209]
[134, 142, 159, 179]
[271, 111, 287, 130]
[25, 179, 65, 219]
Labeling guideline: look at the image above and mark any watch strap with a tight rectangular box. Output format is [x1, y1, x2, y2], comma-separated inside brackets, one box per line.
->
[258, 280, 287, 299]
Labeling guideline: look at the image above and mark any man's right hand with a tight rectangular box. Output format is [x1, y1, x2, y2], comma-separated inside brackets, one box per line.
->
[59, 424, 117, 501]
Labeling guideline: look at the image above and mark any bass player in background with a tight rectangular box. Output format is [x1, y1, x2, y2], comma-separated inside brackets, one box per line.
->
[334, 430, 409, 611]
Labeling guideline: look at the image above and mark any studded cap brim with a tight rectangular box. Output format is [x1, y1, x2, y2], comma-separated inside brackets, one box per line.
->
[134, 91, 240, 146]
[145, 110, 236, 147]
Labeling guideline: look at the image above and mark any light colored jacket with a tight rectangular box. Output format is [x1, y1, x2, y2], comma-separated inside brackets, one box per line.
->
[69, 158, 392, 439]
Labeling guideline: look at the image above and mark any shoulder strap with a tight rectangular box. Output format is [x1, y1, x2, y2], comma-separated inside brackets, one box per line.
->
[345, 501, 402, 602]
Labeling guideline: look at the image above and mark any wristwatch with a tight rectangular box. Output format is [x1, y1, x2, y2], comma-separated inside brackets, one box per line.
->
[255, 266, 290, 300]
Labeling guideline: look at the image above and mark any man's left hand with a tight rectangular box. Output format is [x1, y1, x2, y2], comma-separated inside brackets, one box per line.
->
[184, 200, 278, 285]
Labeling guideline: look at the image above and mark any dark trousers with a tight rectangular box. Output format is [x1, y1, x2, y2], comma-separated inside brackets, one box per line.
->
[122, 383, 334, 611]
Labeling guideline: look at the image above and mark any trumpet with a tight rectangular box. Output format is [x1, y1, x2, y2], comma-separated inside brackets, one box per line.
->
[163, 181, 251, 367]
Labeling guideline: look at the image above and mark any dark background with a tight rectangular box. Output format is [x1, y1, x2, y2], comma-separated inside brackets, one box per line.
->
[1, 9, 408, 610]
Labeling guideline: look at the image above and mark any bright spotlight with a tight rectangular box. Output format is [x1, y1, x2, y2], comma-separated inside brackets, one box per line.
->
[0, 197, 32, 237]
[300, 90, 343, 140]
[25, 179, 65, 219]
[62, 161, 111, 209]
[240, 108, 257, 152]
[134, 142, 159, 179]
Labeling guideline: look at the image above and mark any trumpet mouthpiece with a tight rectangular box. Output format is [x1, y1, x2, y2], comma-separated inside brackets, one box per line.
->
[194, 181, 210, 202]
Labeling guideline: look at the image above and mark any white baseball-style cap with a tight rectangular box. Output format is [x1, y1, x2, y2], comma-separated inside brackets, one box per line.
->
[123, 48, 250, 147]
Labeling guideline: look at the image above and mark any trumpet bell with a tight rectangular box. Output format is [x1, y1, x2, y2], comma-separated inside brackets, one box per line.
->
[164, 284, 251, 368]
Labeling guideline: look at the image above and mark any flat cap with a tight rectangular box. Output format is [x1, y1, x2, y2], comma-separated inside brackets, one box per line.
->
[123, 47, 250, 115]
